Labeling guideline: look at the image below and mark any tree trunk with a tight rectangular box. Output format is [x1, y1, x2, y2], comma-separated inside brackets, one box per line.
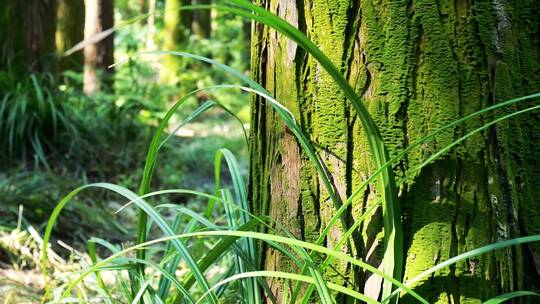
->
[160, 0, 192, 83]
[192, 0, 211, 38]
[146, 0, 157, 49]
[83, 0, 114, 94]
[140, 0, 147, 24]
[243, 16, 251, 64]
[249, 1, 540, 303]
[0, 0, 57, 73]
[56, 0, 85, 72]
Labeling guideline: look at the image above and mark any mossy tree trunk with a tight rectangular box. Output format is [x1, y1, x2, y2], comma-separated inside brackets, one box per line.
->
[56, 0, 85, 72]
[249, 0, 540, 303]
[160, 0, 193, 83]
[83, 0, 114, 94]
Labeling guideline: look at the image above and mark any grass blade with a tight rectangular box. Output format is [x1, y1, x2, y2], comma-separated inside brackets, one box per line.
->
[195, 271, 379, 304]
[131, 280, 151, 304]
[301, 98, 540, 302]
[383, 235, 540, 302]
[41, 183, 217, 304]
[482, 291, 540, 304]
[63, 230, 429, 304]
[215, 149, 260, 303]
[214, 2, 403, 298]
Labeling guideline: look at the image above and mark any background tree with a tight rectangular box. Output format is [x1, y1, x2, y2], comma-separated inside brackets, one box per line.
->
[192, 0, 211, 38]
[243, 16, 251, 63]
[139, 0, 147, 21]
[83, 0, 115, 94]
[145, 0, 157, 49]
[249, 1, 540, 303]
[0, 0, 57, 73]
[56, 0, 85, 72]
[160, 0, 193, 83]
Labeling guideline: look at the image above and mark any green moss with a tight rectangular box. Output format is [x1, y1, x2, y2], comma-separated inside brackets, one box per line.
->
[250, 0, 540, 302]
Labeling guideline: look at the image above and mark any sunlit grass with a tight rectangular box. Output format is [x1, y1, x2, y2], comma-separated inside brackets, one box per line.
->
[36, 1, 540, 304]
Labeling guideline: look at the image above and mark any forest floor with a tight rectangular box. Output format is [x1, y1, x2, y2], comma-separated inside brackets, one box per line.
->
[0, 112, 248, 303]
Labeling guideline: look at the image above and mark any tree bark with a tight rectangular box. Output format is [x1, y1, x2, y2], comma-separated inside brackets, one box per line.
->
[83, 0, 114, 94]
[146, 0, 157, 49]
[160, 0, 192, 83]
[140, 0, 147, 23]
[56, 0, 85, 72]
[249, 0, 540, 303]
[192, 0, 211, 38]
[0, 0, 57, 73]
[243, 16, 251, 64]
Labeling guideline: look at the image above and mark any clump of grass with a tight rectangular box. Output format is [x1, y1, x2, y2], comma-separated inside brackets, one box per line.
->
[40, 81, 540, 303]
[39, 1, 540, 304]
[0, 72, 68, 164]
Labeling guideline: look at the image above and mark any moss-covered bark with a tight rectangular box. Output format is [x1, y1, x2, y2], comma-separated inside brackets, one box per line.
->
[249, 0, 540, 303]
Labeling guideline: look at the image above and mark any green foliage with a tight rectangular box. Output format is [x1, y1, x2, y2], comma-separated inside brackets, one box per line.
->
[0, 1, 27, 74]
[39, 76, 540, 304]
[210, 3, 404, 299]
[3, 1, 539, 304]
[482, 291, 540, 304]
[0, 64, 153, 167]
[0, 72, 68, 162]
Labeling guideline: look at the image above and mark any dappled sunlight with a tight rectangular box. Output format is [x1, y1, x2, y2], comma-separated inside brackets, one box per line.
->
[1, 0, 540, 303]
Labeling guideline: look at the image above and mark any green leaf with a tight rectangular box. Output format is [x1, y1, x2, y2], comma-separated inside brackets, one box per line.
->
[383, 235, 540, 302]
[64, 230, 428, 304]
[41, 183, 217, 304]
[482, 291, 540, 304]
[196, 271, 380, 304]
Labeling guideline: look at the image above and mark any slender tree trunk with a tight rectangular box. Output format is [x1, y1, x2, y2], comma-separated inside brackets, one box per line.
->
[0, 1, 24, 72]
[243, 17, 251, 65]
[83, 0, 114, 94]
[56, 0, 85, 72]
[181, 0, 193, 32]
[192, 0, 211, 38]
[139, 0, 147, 25]
[249, 1, 540, 303]
[26, 0, 58, 72]
[160, 0, 192, 84]
[146, 0, 157, 49]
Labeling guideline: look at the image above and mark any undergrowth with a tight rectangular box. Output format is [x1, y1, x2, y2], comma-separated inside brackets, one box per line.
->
[11, 1, 540, 304]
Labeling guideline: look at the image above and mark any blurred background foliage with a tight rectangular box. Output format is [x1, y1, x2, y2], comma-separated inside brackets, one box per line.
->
[0, 0, 250, 248]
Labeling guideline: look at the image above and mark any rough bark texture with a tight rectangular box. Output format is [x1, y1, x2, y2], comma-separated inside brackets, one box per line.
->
[0, 0, 57, 73]
[160, 0, 193, 83]
[83, 0, 114, 94]
[56, 0, 85, 72]
[249, 0, 540, 303]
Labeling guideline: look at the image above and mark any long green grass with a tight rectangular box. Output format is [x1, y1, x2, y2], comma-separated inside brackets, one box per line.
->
[0, 72, 66, 165]
[38, 1, 540, 303]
